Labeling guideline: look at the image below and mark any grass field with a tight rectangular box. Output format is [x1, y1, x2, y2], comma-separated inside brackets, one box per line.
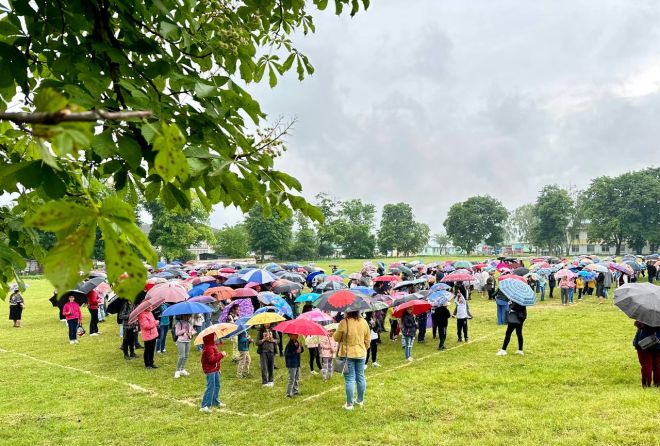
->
[1, 260, 659, 446]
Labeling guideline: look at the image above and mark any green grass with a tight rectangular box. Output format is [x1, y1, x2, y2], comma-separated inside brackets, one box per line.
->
[1, 261, 659, 446]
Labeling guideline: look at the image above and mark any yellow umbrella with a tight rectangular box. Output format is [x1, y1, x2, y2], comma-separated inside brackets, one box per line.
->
[246, 312, 285, 326]
[194, 323, 238, 345]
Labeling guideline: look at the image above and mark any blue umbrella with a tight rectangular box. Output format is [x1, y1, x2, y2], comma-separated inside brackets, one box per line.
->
[156, 261, 166, 269]
[306, 271, 324, 287]
[535, 268, 553, 276]
[349, 286, 376, 296]
[430, 283, 451, 292]
[155, 271, 175, 279]
[238, 268, 257, 275]
[257, 291, 281, 305]
[577, 270, 596, 280]
[242, 269, 276, 284]
[295, 292, 320, 303]
[161, 301, 213, 316]
[221, 316, 252, 339]
[224, 277, 247, 286]
[427, 290, 453, 307]
[499, 278, 536, 306]
[188, 282, 211, 297]
[254, 305, 285, 316]
[270, 296, 293, 318]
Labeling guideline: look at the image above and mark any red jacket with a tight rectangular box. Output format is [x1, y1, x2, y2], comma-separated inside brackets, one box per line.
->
[201, 333, 226, 374]
[87, 290, 99, 310]
[138, 312, 159, 341]
[63, 302, 82, 321]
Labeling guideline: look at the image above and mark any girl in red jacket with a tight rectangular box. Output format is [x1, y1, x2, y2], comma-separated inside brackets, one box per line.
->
[200, 333, 227, 412]
[63, 295, 82, 344]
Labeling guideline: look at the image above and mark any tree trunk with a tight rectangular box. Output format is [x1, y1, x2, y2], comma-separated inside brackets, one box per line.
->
[615, 240, 622, 256]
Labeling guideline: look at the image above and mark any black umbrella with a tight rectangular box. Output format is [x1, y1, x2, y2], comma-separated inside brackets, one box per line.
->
[76, 276, 105, 294]
[58, 290, 88, 306]
[512, 267, 529, 276]
[391, 293, 424, 307]
[272, 281, 303, 294]
[105, 293, 127, 315]
[392, 280, 415, 290]
[88, 271, 107, 279]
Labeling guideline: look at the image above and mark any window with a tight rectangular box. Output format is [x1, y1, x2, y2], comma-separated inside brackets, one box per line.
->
[571, 245, 579, 253]
[601, 244, 609, 253]
[586, 245, 595, 253]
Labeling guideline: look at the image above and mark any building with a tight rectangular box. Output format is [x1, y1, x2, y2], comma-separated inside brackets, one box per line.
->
[569, 230, 652, 256]
[417, 241, 462, 256]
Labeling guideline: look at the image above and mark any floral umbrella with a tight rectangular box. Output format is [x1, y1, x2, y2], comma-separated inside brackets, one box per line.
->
[218, 298, 254, 322]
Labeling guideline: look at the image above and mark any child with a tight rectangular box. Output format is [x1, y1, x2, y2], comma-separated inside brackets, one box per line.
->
[365, 315, 380, 368]
[435, 301, 451, 351]
[157, 303, 170, 353]
[200, 333, 227, 412]
[305, 335, 322, 375]
[319, 331, 338, 381]
[575, 277, 585, 300]
[63, 295, 82, 344]
[455, 293, 469, 342]
[174, 315, 195, 378]
[284, 334, 304, 398]
[401, 307, 417, 362]
[256, 323, 279, 387]
[237, 330, 252, 378]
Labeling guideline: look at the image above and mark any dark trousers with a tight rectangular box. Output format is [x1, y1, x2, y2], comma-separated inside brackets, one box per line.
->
[389, 319, 399, 340]
[502, 323, 524, 351]
[365, 339, 378, 364]
[308, 347, 321, 371]
[457, 318, 468, 341]
[143, 339, 156, 367]
[67, 319, 78, 341]
[432, 320, 439, 339]
[277, 336, 283, 356]
[577, 288, 583, 299]
[487, 288, 496, 300]
[637, 350, 660, 387]
[417, 314, 428, 342]
[438, 326, 447, 348]
[549, 285, 555, 298]
[89, 309, 98, 334]
[157, 325, 169, 352]
[260, 351, 275, 384]
[122, 328, 136, 357]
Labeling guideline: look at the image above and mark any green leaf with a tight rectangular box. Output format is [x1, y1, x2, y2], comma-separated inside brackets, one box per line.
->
[194, 81, 217, 98]
[141, 122, 158, 144]
[0, 160, 44, 192]
[99, 220, 147, 301]
[268, 66, 277, 88]
[163, 182, 191, 209]
[41, 169, 67, 199]
[33, 87, 68, 113]
[91, 131, 117, 158]
[25, 200, 93, 232]
[273, 171, 302, 191]
[117, 135, 142, 169]
[153, 123, 189, 181]
[101, 197, 157, 266]
[145, 181, 161, 201]
[43, 220, 96, 293]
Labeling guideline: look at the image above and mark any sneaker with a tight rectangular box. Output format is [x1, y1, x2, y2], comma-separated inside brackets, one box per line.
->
[74, 340, 79, 344]
[70, 341, 75, 345]
[343, 404, 354, 411]
[286, 395, 293, 399]
[161, 350, 166, 353]
[199, 407, 211, 413]
[457, 338, 463, 342]
[268, 382, 274, 387]
[438, 346, 446, 351]
[174, 371, 181, 379]
[180, 370, 190, 376]
[355, 400, 364, 407]
[496, 349, 507, 356]
[310, 370, 319, 375]
[262, 384, 270, 387]
[216, 402, 226, 408]
[515, 350, 524, 355]
[372, 362, 381, 367]
[90, 333, 99, 337]
[406, 357, 413, 362]
[364, 365, 368, 370]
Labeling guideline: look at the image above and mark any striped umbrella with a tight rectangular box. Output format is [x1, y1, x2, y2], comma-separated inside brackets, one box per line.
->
[499, 278, 536, 306]
[241, 269, 276, 284]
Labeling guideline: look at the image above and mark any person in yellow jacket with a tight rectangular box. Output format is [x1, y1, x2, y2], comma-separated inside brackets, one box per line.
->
[333, 311, 370, 410]
[575, 277, 585, 300]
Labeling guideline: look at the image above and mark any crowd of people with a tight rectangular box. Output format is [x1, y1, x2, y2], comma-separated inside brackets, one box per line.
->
[7, 253, 660, 411]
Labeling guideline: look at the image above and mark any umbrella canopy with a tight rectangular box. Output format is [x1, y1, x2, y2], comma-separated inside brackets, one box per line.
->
[499, 279, 536, 306]
[188, 282, 211, 298]
[234, 288, 258, 298]
[373, 275, 400, 283]
[391, 292, 425, 307]
[218, 298, 255, 322]
[453, 260, 473, 269]
[314, 289, 371, 313]
[392, 280, 415, 290]
[223, 276, 247, 286]
[585, 263, 609, 273]
[271, 279, 303, 294]
[221, 316, 252, 339]
[577, 270, 597, 280]
[258, 291, 282, 305]
[364, 297, 389, 311]
[146, 282, 188, 303]
[614, 283, 660, 326]
[193, 323, 238, 345]
[246, 312, 286, 326]
[203, 286, 236, 300]
[624, 261, 642, 272]
[128, 296, 165, 325]
[512, 267, 530, 276]
[430, 283, 451, 292]
[613, 263, 635, 276]
[270, 295, 293, 318]
[348, 286, 376, 296]
[273, 319, 328, 336]
[427, 290, 453, 307]
[554, 269, 576, 279]
[348, 272, 361, 280]
[241, 269, 276, 284]
[76, 277, 106, 294]
[295, 293, 320, 303]
[58, 290, 88, 307]
[316, 280, 346, 292]
[162, 301, 213, 317]
[392, 299, 432, 318]
[105, 293, 126, 315]
[297, 309, 333, 322]
[440, 272, 475, 283]
[524, 273, 540, 281]
[188, 295, 216, 304]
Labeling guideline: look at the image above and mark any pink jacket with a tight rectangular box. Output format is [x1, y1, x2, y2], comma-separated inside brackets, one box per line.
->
[319, 336, 338, 359]
[63, 302, 82, 321]
[138, 311, 159, 341]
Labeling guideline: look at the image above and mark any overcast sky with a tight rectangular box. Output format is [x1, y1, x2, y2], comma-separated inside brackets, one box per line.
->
[209, 0, 660, 233]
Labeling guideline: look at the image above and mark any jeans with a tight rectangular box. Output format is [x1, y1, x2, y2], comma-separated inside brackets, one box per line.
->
[237, 350, 251, 377]
[322, 357, 333, 381]
[568, 288, 574, 303]
[89, 309, 98, 334]
[343, 357, 366, 405]
[539, 286, 545, 302]
[403, 336, 414, 359]
[577, 288, 583, 300]
[308, 347, 321, 371]
[437, 326, 447, 348]
[365, 339, 378, 364]
[67, 319, 78, 341]
[201, 371, 221, 407]
[98, 304, 105, 321]
[561, 288, 569, 305]
[260, 351, 275, 384]
[157, 325, 169, 352]
[143, 339, 156, 367]
[502, 322, 524, 351]
[176, 340, 190, 371]
[286, 367, 300, 396]
[496, 305, 507, 325]
[122, 328, 136, 356]
[457, 318, 468, 341]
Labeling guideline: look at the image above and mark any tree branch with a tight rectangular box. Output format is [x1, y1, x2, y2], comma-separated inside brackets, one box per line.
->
[0, 110, 153, 125]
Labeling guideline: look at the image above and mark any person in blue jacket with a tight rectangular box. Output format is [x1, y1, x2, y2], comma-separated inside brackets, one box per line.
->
[494, 289, 509, 325]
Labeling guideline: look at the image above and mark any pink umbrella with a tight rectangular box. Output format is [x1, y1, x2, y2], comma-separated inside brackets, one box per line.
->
[326, 275, 343, 282]
[440, 273, 475, 283]
[234, 288, 258, 298]
[297, 309, 333, 322]
[245, 281, 260, 289]
[129, 296, 165, 325]
[498, 274, 528, 283]
[554, 269, 576, 279]
[146, 282, 188, 303]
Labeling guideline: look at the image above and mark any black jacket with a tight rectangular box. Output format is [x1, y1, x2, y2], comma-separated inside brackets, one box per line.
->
[432, 306, 451, 328]
[401, 312, 417, 337]
[506, 302, 527, 325]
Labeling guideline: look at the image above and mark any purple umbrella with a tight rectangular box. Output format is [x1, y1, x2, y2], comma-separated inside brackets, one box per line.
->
[218, 298, 254, 322]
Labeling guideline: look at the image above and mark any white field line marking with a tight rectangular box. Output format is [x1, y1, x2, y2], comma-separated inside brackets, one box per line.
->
[0, 348, 251, 417]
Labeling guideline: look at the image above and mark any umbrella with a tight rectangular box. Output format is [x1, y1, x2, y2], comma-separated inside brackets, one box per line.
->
[454, 260, 473, 269]
[364, 297, 389, 311]
[204, 286, 236, 300]
[577, 271, 597, 280]
[271, 280, 303, 294]
[254, 305, 284, 316]
[440, 272, 475, 283]
[430, 283, 451, 292]
[219, 267, 236, 273]
[188, 295, 216, 304]
[128, 296, 165, 325]
[234, 288, 258, 298]
[392, 280, 415, 290]
[88, 271, 107, 279]
[373, 275, 400, 282]
[614, 283, 660, 326]
[499, 279, 536, 306]
[218, 299, 255, 322]
[223, 276, 247, 286]
[314, 289, 372, 312]
[391, 292, 425, 307]
[613, 263, 635, 276]
[76, 277, 106, 294]
[297, 309, 333, 322]
[554, 269, 576, 279]
[162, 301, 213, 317]
[246, 312, 286, 326]
[512, 267, 529, 276]
[585, 263, 609, 273]
[348, 272, 361, 280]
[535, 268, 553, 277]
[58, 290, 88, 307]
[197, 276, 217, 284]
[241, 269, 276, 284]
[156, 261, 166, 269]
[187, 282, 211, 298]
[258, 291, 282, 305]
[276, 272, 305, 283]
[392, 299, 432, 318]
[193, 323, 238, 345]
[427, 290, 453, 307]
[105, 293, 126, 314]
[398, 265, 413, 277]
[316, 281, 346, 292]
[624, 261, 642, 272]
[155, 271, 175, 279]
[273, 319, 328, 336]
[295, 293, 320, 303]
[221, 316, 252, 339]
[146, 282, 188, 303]
[524, 273, 540, 281]
[270, 296, 293, 318]
[348, 286, 376, 296]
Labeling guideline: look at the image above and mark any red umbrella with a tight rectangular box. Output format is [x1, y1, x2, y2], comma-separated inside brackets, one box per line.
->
[326, 275, 343, 282]
[234, 288, 258, 298]
[273, 319, 328, 336]
[198, 276, 216, 283]
[373, 275, 400, 282]
[472, 263, 487, 270]
[219, 267, 235, 273]
[440, 273, 475, 283]
[204, 286, 236, 300]
[392, 299, 431, 318]
[498, 274, 528, 283]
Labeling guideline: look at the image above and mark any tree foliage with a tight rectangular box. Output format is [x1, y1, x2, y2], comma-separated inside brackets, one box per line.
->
[505, 204, 538, 245]
[443, 196, 508, 254]
[529, 185, 573, 254]
[0, 0, 370, 299]
[245, 204, 292, 261]
[289, 213, 319, 260]
[377, 202, 429, 255]
[215, 224, 250, 259]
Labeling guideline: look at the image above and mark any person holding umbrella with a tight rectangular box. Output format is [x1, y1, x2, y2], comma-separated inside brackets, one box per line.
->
[256, 323, 280, 387]
[119, 301, 137, 359]
[496, 278, 535, 356]
[87, 288, 100, 336]
[333, 311, 370, 410]
[174, 315, 196, 378]
[401, 307, 417, 361]
[138, 310, 159, 369]
[8, 284, 24, 328]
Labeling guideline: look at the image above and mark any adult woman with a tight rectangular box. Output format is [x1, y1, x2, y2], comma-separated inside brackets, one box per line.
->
[559, 276, 574, 305]
[494, 290, 508, 325]
[333, 311, 370, 410]
[256, 323, 279, 386]
[496, 300, 527, 356]
[138, 310, 159, 369]
[632, 321, 660, 387]
[401, 307, 417, 361]
[548, 273, 556, 298]
[8, 285, 24, 328]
